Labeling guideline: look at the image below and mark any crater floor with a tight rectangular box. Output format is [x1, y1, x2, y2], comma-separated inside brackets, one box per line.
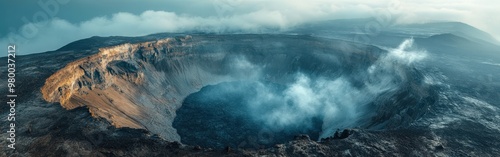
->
[173, 81, 323, 149]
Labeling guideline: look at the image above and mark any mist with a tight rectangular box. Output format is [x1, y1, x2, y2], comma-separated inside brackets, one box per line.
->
[253, 38, 425, 139]
[182, 38, 427, 142]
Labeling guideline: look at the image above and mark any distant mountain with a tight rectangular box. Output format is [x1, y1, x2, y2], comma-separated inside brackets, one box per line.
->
[289, 18, 499, 46]
[392, 22, 499, 45]
[414, 33, 500, 60]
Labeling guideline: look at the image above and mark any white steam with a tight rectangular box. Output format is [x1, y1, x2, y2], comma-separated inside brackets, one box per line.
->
[238, 38, 427, 139]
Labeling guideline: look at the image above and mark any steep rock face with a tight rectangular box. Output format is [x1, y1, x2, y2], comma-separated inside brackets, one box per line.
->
[41, 38, 193, 141]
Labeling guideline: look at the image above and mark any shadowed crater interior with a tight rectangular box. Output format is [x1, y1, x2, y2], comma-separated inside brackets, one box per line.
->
[173, 81, 323, 149]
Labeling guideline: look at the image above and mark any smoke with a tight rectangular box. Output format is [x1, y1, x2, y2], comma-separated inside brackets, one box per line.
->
[224, 38, 427, 139]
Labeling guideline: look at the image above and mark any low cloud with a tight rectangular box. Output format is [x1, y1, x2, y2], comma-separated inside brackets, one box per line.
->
[1, 0, 498, 55]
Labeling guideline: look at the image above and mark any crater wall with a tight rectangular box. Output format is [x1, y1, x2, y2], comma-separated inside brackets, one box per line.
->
[41, 34, 430, 142]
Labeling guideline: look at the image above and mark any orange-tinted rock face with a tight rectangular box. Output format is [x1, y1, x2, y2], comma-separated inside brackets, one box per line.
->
[41, 38, 195, 141]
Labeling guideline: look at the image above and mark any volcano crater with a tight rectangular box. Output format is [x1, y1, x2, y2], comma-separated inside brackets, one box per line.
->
[41, 34, 434, 148]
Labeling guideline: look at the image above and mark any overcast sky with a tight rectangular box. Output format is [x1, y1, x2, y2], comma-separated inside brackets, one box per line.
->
[1, 0, 499, 55]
